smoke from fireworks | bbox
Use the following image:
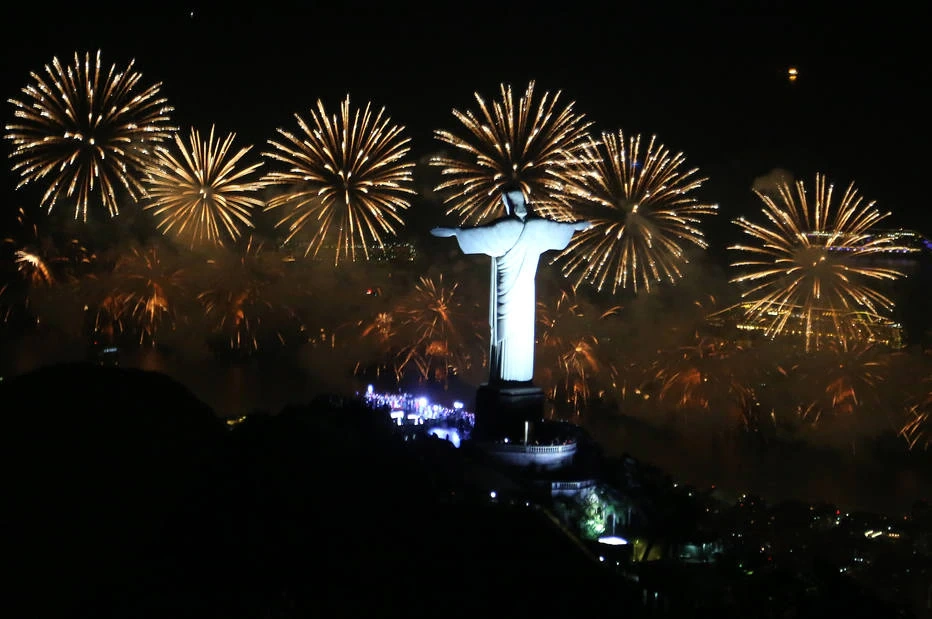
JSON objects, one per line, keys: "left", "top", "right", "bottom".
{"left": 431, "top": 81, "right": 592, "bottom": 225}
{"left": 5, "top": 50, "right": 176, "bottom": 221}
{"left": 144, "top": 126, "right": 266, "bottom": 247}
{"left": 552, "top": 131, "right": 718, "bottom": 295}
{"left": 729, "top": 173, "right": 905, "bottom": 351}
{"left": 263, "top": 95, "right": 415, "bottom": 265}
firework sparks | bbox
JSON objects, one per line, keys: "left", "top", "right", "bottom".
{"left": 144, "top": 126, "right": 266, "bottom": 247}
{"left": 900, "top": 408, "right": 930, "bottom": 451}
{"left": 536, "top": 289, "right": 620, "bottom": 416}
{"left": 196, "top": 237, "right": 296, "bottom": 353}
{"left": 14, "top": 250, "right": 53, "bottom": 287}
{"left": 5, "top": 50, "right": 176, "bottom": 221}
{"left": 654, "top": 334, "right": 757, "bottom": 428}
{"left": 395, "top": 274, "right": 481, "bottom": 386}
{"left": 729, "top": 173, "right": 905, "bottom": 351}
{"left": 794, "top": 340, "right": 890, "bottom": 425}
{"left": 263, "top": 95, "right": 415, "bottom": 264}
{"left": 361, "top": 311, "right": 396, "bottom": 345}
{"left": 431, "top": 80, "right": 592, "bottom": 225}
{"left": 899, "top": 365, "right": 931, "bottom": 451}
{"left": 198, "top": 288, "right": 270, "bottom": 353}
{"left": 0, "top": 208, "right": 76, "bottom": 325}
{"left": 355, "top": 311, "right": 400, "bottom": 384}
{"left": 552, "top": 131, "right": 717, "bottom": 294}
{"left": 101, "top": 245, "right": 185, "bottom": 346}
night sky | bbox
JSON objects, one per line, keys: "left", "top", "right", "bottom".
{"left": 1, "top": 3, "right": 929, "bottom": 240}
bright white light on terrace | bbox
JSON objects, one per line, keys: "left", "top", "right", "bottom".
{"left": 598, "top": 536, "right": 629, "bottom": 546}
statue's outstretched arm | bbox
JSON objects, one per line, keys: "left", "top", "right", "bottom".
{"left": 572, "top": 220, "right": 592, "bottom": 231}
{"left": 431, "top": 227, "right": 458, "bottom": 238}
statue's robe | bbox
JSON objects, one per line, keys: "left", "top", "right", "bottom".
{"left": 452, "top": 216, "right": 578, "bottom": 382}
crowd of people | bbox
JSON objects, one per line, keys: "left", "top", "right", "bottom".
{"left": 361, "top": 385, "right": 476, "bottom": 429}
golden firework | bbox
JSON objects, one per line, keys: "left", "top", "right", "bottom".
{"left": 102, "top": 245, "right": 185, "bottom": 346}
{"left": 263, "top": 95, "right": 415, "bottom": 265}
{"left": 361, "top": 311, "right": 396, "bottom": 345}
{"left": 729, "top": 173, "right": 905, "bottom": 351}
{"left": 900, "top": 363, "right": 932, "bottom": 451}
{"left": 900, "top": 408, "right": 930, "bottom": 451}
{"left": 5, "top": 50, "right": 176, "bottom": 221}
{"left": 395, "top": 274, "right": 481, "bottom": 386}
{"left": 13, "top": 250, "right": 53, "bottom": 288}
{"left": 196, "top": 237, "right": 296, "bottom": 353}
{"left": 537, "top": 289, "right": 619, "bottom": 416}
{"left": 144, "top": 126, "right": 266, "bottom": 247}
{"left": 654, "top": 334, "right": 757, "bottom": 429}
{"left": 431, "top": 80, "right": 592, "bottom": 225}
{"left": 553, "top": 131, "right": 717, "bottom": 294}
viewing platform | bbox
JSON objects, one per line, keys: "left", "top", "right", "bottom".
{"left": 478, "top": 439, "right": 577, "bottom": 470}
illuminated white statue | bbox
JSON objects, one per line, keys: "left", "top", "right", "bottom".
{"left": 432, "top": 189, "right": 590, "bottom": 383}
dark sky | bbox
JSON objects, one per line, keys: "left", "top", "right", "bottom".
{"left": 2, "top": 3, "right": 929, "bottom": 239}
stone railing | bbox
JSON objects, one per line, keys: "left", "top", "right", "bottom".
{"left": 551, "top": 480, "right": 595, "bottom": 491}
{"left": 480, "top": 441, "right": 577, "bottom": 471}
{"left": 486, "top": 442, "right": 576, "bottom": 454}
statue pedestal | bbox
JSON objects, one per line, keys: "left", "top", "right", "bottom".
{"left": 474, "top": 382, "right": 545, "bottom": 441}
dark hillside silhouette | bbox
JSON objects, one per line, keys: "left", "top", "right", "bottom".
{"left": 1, "top": 363, "right": 226, "bottom": 617}
{"left": 1, "top": 364, "right": 629, "bottom": 618}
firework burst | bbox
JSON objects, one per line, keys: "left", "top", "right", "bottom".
{"left": 0, "top": 208, "right": 80, "bottom": 326}
{"left": 361, "top": 312, "right": 396, "bottom": 346}
{"left": 395, "top": 274, "right": 482, "bottom": 386}
{"left": 13, "top": 250, "right": 53, "bottom": 288}
{"left": 144, "top": 126, "right": 266, "bottom": 247}
{"left": 354, "top": 311, "right": 400, "bottom": 384}
{"left": 794, "top": 340, "right": 891, "bottom": 426}
{"left": 552, "top": 131, "right": 717, "bottom": 294}
{"left": 900, "top": 407, "right": 930, "bottom": 451}
{"left": 196, "top": 237, "right": 297, "bottom": 353}
{"left": 99, "top": 244, "right": 186, "bottom": 346}
{"left": 263, "top": 95, "right": 415, "bottom": 264}
{"left": 653, "top": 333, "right": 758, "bottom": 429}
{"left": 729, "top": 173, "right": 905, "bottom": 351}
{"left": 899, "top": 358, "right": 932, "bottom": 451}
{"left": 5, "top": 50, "right": 176, "bottom": 221}
{"left": 536, "top": 289, "right": 621, "bottom": 416}
{"left": 431, "top": 80, "right": 592, "bottom": 225}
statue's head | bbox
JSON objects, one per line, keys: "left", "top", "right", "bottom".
{"left": 501, "top": 186, "right": 528, "bottom": 221}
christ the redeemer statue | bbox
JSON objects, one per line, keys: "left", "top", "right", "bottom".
{"left": 432, "top": 188, "right": 590, "bottom": 385}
